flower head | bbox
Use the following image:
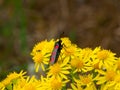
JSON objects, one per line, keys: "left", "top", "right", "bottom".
{"left": 47, "top": 58, "right": 71, "bottom": 80}
{"left": 94, "top": 69, "right": 116, "bottom": 85}
{"left": 33, "top": 52, "right": 49, "bottom": 72}
{"left": 0, "top": 70, "right": 26, "bottom": 90}
{"left": 71, "top": 74, "right": 96, "bottom": 90}
{"left": 39, "top": 76, "right": 69, "bottom": 90}
{"left": 13, "top": 76, "right": 41, "bottom": 90}
{"left": 70, "top": 56, "right": 93, "bottom": 73}
{"left": 91, "top": 47, "right": 117, "bottom": 70}
{"left": 31, "top": 39, "right": 55, "bottom": 72}
{"left": 96, "top": 49, "right": 116, "bottom": 69}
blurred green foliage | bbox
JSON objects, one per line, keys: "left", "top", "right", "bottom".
{"left": 0, "top": 0, "right": 28, "bottom": 80}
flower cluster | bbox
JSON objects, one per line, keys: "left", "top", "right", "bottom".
{"left": 0, "top": 37, "right": 120, "bottom": 90}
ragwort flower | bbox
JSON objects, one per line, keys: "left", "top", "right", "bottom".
{"left": 47, "top": 57, "right": 71, "bottom": 80}
{"left": 70, "top": 56, "right": 93, "bottom": 73}
{"left": 91, "top": 47, "right": 117, "bottom": 70}
{"left": 0, "top": 70, "right": 26, "bottom": 90}
{"left": 96, "top": 49, "right": 117, "bottom": 69}
{"left": 71, "top": 74, "right": 96, "bottom": 90}
{"left": 39, "top": 76, "right": 69, "bottom": 90}
{"left": 94, "top": 68, "right": 116, "bottom": 85}
{"left": 13, "top": 76, "right": 41, "bottom": 90}
{"left": 31, "top": 39, "right": 55, "bottom": 72}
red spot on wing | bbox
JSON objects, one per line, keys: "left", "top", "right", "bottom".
{"left": 51, "top": 57, "right": 55, "bottom": 62}
{"left": 52, "top": 52, "right": 56, "bottom": 55}
{"left": 55, "top": 45, "right": 59, "bottom": 48}
{"left": 50, "top": 44, "right": 59, "bottom": 64}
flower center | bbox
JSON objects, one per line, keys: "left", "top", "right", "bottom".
{"left": 81, "top": 76, "right": 91, "bottom": 84}
{"left": 51, "top": 79, "right": 62, "bottom": 89}
{"left": 76, "top": 60, "right": 84, "bottom": 69}
{"left": 71, "top": 58, "right": 84, "bottom": 69}
{"left": 93, "top": 62, "right": 100, "bottom": 69}
{"left": 33, "top": 53, "right": 43, "bottom": 63}
{"left": 106, "top": 70, "right": 116, "bottom": 81}
{"left": 97, "top": 50, "right": 109, "bottom": 60}
{"left": 51, "top": 64, "right": 61, "bottom": 75}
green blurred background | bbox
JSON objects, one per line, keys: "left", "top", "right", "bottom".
{"left": 0, "top": 0, "right": 120, "bottom": 80}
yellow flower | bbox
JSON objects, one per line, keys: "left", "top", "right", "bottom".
{"left": 71, "top": 57, "right": 84, "bottom": 68}
{"left": 70, "top": 56, "right": 93, "bottom": 73}
{"left": 7, "top": 70, "right": 26, "bottom": 80}
{"left": 72, "top": 74, "right": 96, "bottom": 90}
{"left": 31, "top": 39, "right": 54, "bottom": 56}
{"left": 62, "top": 44, "right": 80, "bottom": 58}
{"left": 39, "top": 76, "right": 69, "bottom": 90}
{"left": 31, "top": 40, "right": 47, "bottom": 56}
{"left": 61, "top": 37, "right": 72, "bottom": 47}
{"left": 94, "top": 69, "right": 120, "bottom": 90}
{"left": 95, "top": 69, "right": 116, "bottom": 85}
{"left": 100, "top": 73, "right": 120, "bottom": 90}
{"left": 0, "top": 70, "right": 26, "bottom": 89}
{"left": 99, "top": 71, "right": 120, "bottom": 90}
{"left": 100, "top": 82, "right": 116, "bottom": 90}
{"left": 90, "top": 47, "right": 117, "bottom": 71}
{"left": 80, "top": 48, "right": 93, "bottom": 60}
{"left": 33, "top": 52, "right": 49, "bottom": 72}
{"left": 96, "top": 49, "right": 116, "bottom": 69}
{"left": 104, "top": 70, "right": 116, "bottom": 81}
{"left": 61, "top": 37, "right": 81, "bottom": 59}
{"left": 31, "top": 39, "right": 55, "bottom": 72}
{"left": 50, "top": 78, "right": 62, "bottom": 90}
{"left": 80, "top": 75, "right": 93, "bottom": 85}
{"left": 13, "top": 76, "right": 41, "bottom": 90}
{"left": 47, "top": 57, "right": 71, "bottom": 80}
{"left": 78, "top": 74, "right": 94, "bottom": 86}
{"left": 70, "top": 48, "right": 95, "bottom": 73}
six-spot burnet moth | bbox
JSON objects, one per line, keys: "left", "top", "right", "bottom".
{"left": 49, "top": 39, "right": 63, "bottom": 65}
{"left": 49, "top": 32, "right": 65, "bottom": 65}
